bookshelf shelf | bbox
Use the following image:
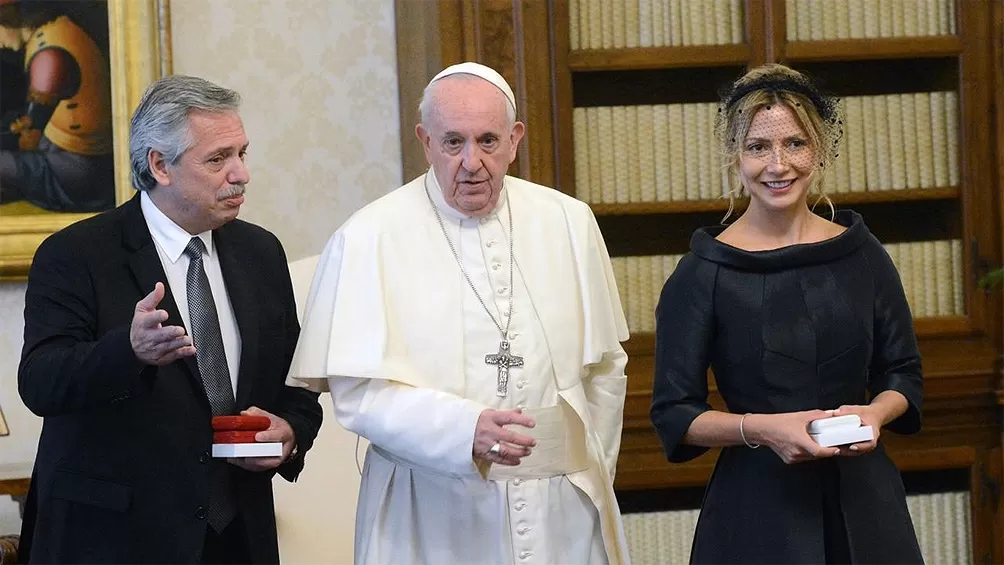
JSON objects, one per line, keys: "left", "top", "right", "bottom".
{"left": 591, "top": 199, "right": 731, "bottom": 216}
{"left": 589, "top": 187, "right": 960, "bottom": 216}
{"left": 913, "top": 315, "right": 972, "bottom": 337}
{"left": 785, "top": 36, "right": 963, "bottom": 63}
{"left": 624, "top": 316, "right": 972, "bottom": 356}
{"left": 830, "top": 187, "right": 960, "bottom": 205}
{"left": 568, "top": 44, "right": 750, "bottom": 71}
{"left": 613, "top": 446, "right": 980, "bottom": 493}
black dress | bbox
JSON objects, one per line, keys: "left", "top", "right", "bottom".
{"left": 650, "top": 211, "right": 924, "bottom": 564}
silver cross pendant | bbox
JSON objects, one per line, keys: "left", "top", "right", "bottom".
{"left": 485, "top": 339, "right": 524, "bottom": 397}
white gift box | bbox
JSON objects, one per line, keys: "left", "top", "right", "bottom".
{"left": 212, "top": 442, "right": 283, "bottom": 458}
{"left": 808, "top": 414, "right": 875, "bottom": 447}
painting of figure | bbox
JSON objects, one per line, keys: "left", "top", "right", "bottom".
{"left": 0, "top": 0, "right": 113, "bottom": 214}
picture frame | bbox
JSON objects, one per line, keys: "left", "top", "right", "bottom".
{"left": 0, "top": 0, "right": 172, "bottom": 280}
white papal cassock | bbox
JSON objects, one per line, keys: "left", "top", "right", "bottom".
{"left": 287, "top": 171, "right": 631, "bottom": 565}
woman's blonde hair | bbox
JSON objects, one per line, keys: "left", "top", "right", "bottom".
{"left": 715, "top": 64, "right": 843, "bottom": 221}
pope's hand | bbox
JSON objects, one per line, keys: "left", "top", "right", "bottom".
{"left": 131, "top": 282, "right": 196, "bottom": 366}
{"left": 473, "top": 408, "right": 536, "bottom": 466}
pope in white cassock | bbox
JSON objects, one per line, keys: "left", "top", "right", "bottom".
{"left": 286, "top": 62, "right": 631, "bottom": 565}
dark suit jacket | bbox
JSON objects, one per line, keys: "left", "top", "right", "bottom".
{"left": 17, "top": 194, "right": 323, "bottom": 564}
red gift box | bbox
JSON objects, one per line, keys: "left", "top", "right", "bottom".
{"left": 213, "top": 431, "right": 261, "bottom": 444}
{"left": 211, "top": 415, "right": 270, "bottom": 431}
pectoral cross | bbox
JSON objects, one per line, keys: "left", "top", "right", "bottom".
{"left": 485, "top": 339, "right": 524, "bottom": 397}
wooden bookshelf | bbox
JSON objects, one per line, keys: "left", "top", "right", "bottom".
{"left": 395, "top": 0, "right": 1003, "bottom": 561}
{"left": 785, "top": 36, "right": 963, "bottom": 62}
{"left": 569, "top": 44, "right": 750, "bottom": 71}
{"left": 590, "top": 187, "right": 961, "bottom": 216}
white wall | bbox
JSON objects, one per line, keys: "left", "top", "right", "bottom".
{"left": 168, "top": 2, "right": 401, "bottom": 560}
{"left": 169, "top": 0, "right": 402, "bottom": 261}
{"left": 0, "top": 279, "right": 33, "bottom": 459}
{"left": 0, "top": 1, "right": 402, "bottom": 559}
{"left": 0, "top": 285, "right": 37, "bottom": 539}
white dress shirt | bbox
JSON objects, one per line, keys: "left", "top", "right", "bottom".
{"left": 140, "top": 191, "right": 242, "bottom": 395}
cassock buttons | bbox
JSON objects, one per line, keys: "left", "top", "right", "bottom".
{"left": 519, "top": 550, "right": 533, "bottom": 560}
{"left": 195, "top": 506, "right": 206, "bottom": 520}
{"left": 492, "top": 263, "right": 501, "bottom": 271}
{"left": 199, "top": 451, "right": 209, "bottom": 464}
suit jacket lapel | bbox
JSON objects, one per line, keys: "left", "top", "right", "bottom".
{"left": 121, "top": 194, "right": 205, "bottom": 397}
{"left": 214, "top": 225, "right": 258, "bottom": 409}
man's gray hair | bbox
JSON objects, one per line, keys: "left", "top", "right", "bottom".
{"left": 129, "top": 75, "right": 241, "bottom": 191}
{"left": 418, "top": 75, "right": 516, "bottom": 128}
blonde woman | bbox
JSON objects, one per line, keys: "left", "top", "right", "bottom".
{"left": 650, "top": 64, "right": 924, "bottom": 564}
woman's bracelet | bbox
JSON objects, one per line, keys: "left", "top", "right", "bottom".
{"left": 740, "top": 413, "right": 760, "bottom": 449}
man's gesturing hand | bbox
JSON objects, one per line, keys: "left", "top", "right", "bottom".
{"left": 473, "top": 408, "right": 537, "bottom": 466}
{"left": 131, "top": 282, "right": 196, "bottom": 365}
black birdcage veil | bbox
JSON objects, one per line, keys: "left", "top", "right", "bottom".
{"left": 714, "top": 67, "right": 845, "bottom": 210}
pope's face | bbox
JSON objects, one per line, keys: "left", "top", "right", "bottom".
{"left": 416, "top": 76, "right": 525, "bottom": 217}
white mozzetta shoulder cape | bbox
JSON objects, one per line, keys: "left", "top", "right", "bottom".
{"left": 287, "top": 173, "right": 628, "bottom": 394}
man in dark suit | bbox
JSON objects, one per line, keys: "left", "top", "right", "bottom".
{"left": 17, "top": 74, "right": 323, "bottom": 564}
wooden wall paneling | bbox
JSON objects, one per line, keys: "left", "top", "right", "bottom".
{"left": 396, "top": 0, "right": 518, "bottom": 182}
{"left": 394, "top": 0, "right": 437, "bottom": 182}
{"left": 517, "top": 0, "right": 558, "bottom": 188}
{"left": 971, "top": 448, "right": 1003, "bottom": 564}
{"left": 760, "top": 0, "right": 781, "bottom": 65}
{"left": 985, "top": 446, "right": 1003, "bottom": 565}
{"left": 553, "top": 0, "right": 575, "bottom": 195}
{"left": 467, "top": 0, "right": 527, "bottom": 181}
{"left": 397, "top": 0, "right": 556, "bottom": 185}
{"left": 394, "top": 0, "right": 463, "bottom": 182}
{"left": 957, "top": 18, "right": 1004, "bottom": 556}
{"left": 468, "top": 0, "right": 559, "bottom": 186}
{"left": 997, "top": 0, "right": 1004, "bottom": 280}
{"left": 958, "top": 0, "right": 1001, "bottom": 341}
{"left": 994, "top": 1, "right": 1004, "bottom": 560}
{"left": 456, "top": 0, "right": 478, "bottom": 59}
{"left": 467, "top": 1, "right": 518, "bottom": 109}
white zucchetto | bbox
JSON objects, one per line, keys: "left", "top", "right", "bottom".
{"left": 428, "top": 62, "right": 517, "bottom": 115}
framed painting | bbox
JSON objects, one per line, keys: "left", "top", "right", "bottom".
{"left": 0, "top": 0, "right": 171, "bottom": 280}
